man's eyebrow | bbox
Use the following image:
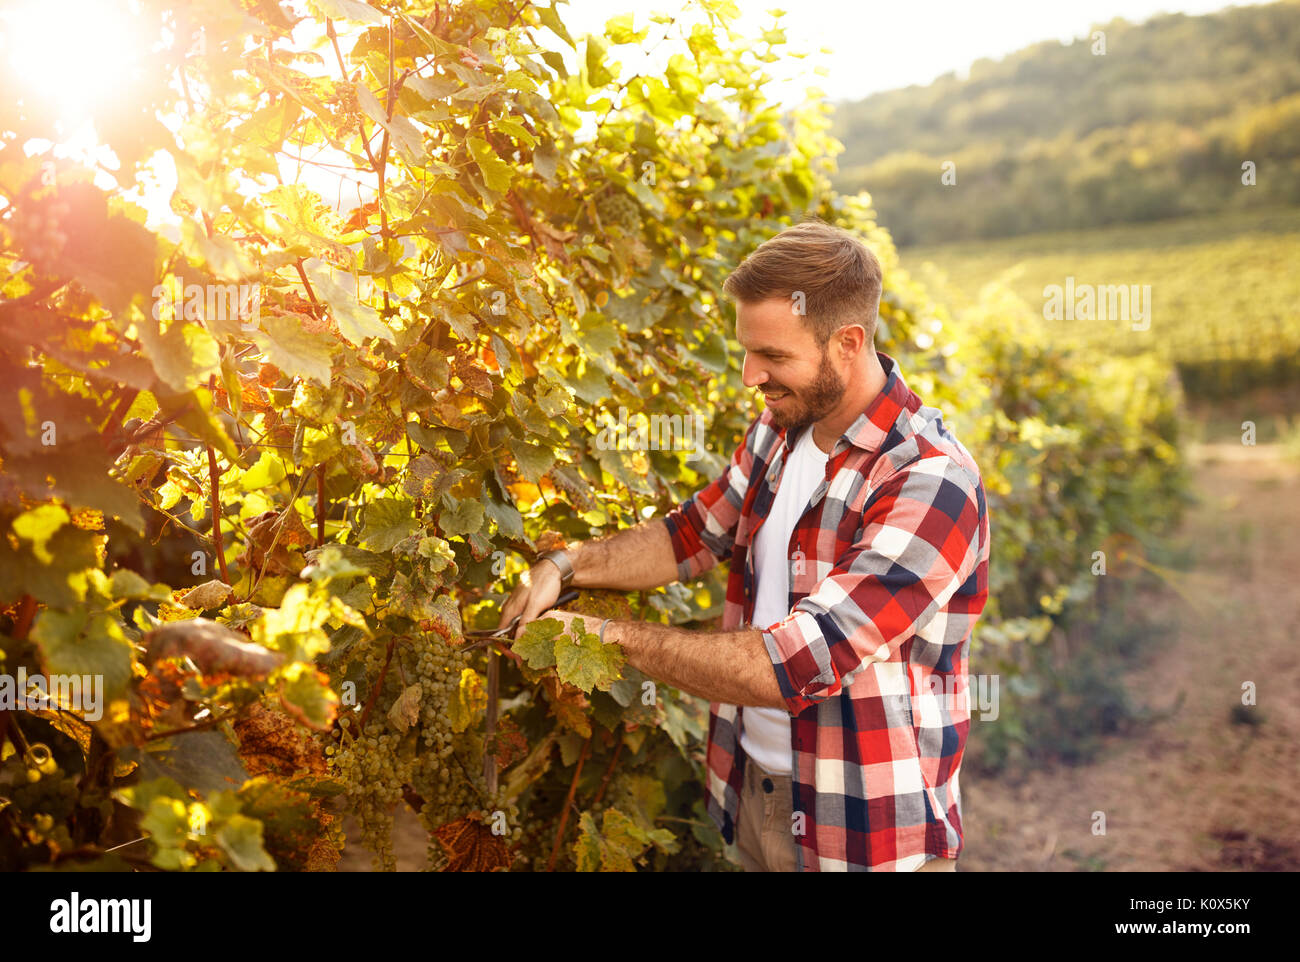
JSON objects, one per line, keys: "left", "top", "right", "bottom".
{"left": 735, "top": 332, "right": 789, "bottom": 356}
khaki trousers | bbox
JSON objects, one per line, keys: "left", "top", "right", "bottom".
{"left": 735, "top": 759, "right": 958, "bottom": 872}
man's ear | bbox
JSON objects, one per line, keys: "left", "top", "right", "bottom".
{"left": 833, "top": 323, "right": 869, "bottom": 358}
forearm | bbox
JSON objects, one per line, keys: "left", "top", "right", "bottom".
{"left": 605, "top": 621, "right": 786, "bottom": 710}
{"left": 567, "top": 519, "right": 679, "bottom": 592}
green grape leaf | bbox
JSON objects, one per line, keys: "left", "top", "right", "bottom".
{"left": 308, "top": 0, "right": 384, "bottom": 24}
{"left": 215, "top": 814, "right": 277, "bottom": 872}
{"left": 512, "top": 617, "right": 561, "bottom": 670}
{"left": 353, "top": 82, "right": 423, "bottom": 163}
{"left": 417, "top": 535, "right": 458, "bottom": 573}
{"left": 388, "top": 570, "right": 438, "bottom": 621}
{"left": 418, "top": 594, "right": 462, "bottom": 642}
{"left": 0, "top": 523, "right": 101, "bottom": 607}
{"left": 585, "top": 35, "right": 614, "bottom": 88}
{"left": 110, "top": 569, "right": 172, "bottom": 602}
{"left": 240, "top": 451, "right": 289, "bottom": 492}
{"left": 483, "top": 495, "right": 523, "bottom": 540}
{"left": 554, "top": 617, "right": 625, "bottom": 693}
{"left": 360, "top": 497, "right": 417, "bottom": 552}
{"left": 572, "top": 808, "right": 643, "bottom": 872}
{"left": 508, "top": 438, "right": 556, "bottom": 483}
{"left": 118, "top": 730, "right": 250, "bottom": 796}
{"left": 139, "top": 320, "right": 220, "bottom": 393}
{"left": 536, "top": 2, "right": 575, "bottom": 47}
{"left": 279, "top": 669, "right": 339, "bottom": 731}
{"left": 303, "top": 261, "right": 394, "bottom": 345}
{"left": 605, "top": 14, "right": 648, "bottom": 45}
{"left": 4, "top": 454, "right": 143, "bottom": 533}
{"left": 439, "top": 497, "right": 485, "bottom": 538}
{"left": 30, "top": 608, "right": 134, "bottom": 701}
{"left": 55, "top": 183, "right": 158, "bottom": 316}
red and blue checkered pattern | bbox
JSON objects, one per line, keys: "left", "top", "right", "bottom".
{"left": 664, "top": 352, "right": 991, "bottom": 871}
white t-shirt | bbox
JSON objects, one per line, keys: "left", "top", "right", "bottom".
{"left": 739, "top": 427, "right": 830, "bottom": 776}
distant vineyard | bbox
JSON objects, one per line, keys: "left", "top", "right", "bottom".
{"left": 903, "top": 208, "right": 1300, "bottom": 399}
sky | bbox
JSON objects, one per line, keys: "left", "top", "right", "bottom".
{"left": 560, "top": 0, "right": 1247, "bottom": 105}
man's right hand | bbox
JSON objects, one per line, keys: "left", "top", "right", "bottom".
{"left": 497, "top": 558, "right": 564, "bottom": 639}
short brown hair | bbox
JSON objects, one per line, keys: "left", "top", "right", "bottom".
{"left": 722, "top": 218, "right": 883, "bottom": 345}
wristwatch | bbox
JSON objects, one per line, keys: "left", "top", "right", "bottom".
{"left": 538, "top": 548, "right": 574, "bottom": 588}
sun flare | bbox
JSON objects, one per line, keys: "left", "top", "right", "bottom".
{"left": 0, "top": 0, "right": 152, "bottom": 132}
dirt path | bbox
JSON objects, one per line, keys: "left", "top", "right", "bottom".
{"left": 959, "top": 444, "right": 1300, "bottom": 871}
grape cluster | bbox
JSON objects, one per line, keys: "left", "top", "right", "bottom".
{"left": 326, "top": 631, "right": 527, "bottom": 870}
{"left": 596, "top": 191, "right": 642, "bottom": 232}
{"left": 326, "top": 716, "right": 403, "bottom": 870}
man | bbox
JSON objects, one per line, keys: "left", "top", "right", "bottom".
{"left": 499, "top": 218, "right": 991, "bottom": 871}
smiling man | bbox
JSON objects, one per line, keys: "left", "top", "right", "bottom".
{"left": 499, "top": 218, "right": 991, "bottom": 871}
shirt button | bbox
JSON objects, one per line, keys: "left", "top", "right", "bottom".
{"left": 762, "top": 778, "right": 774, "bottom": 793}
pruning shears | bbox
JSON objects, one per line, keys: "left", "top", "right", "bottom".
{"left": 459, "top": 588, "right": 579, "bottom": 651}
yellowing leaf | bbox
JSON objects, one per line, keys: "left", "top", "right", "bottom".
{"left": 303, "top": 260, "right": 394, "bottom": 346}
{"left": 257, "top": 314, "right": 333, "bottom": 387}
{"left": 12, "top": 504, "right": 69, "bottom": 563}
{"left": 180, "top": 579, "right": 233, "bottom": 611}
{"left": 447, "top": 668, "right": 486, "bottom": 733}
{"left": 467, "top": 136, "right": 513, "bottom": 194}
{"left": 387, "top": 683, "right": 422, "bottom": 733}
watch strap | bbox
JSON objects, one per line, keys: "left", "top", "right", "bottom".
{"left": 539, "top": 548, "right": 574, "bottom": 587}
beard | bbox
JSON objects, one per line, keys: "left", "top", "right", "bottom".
{"left": 763, "top": 350, "right": 847, "bottom": 434}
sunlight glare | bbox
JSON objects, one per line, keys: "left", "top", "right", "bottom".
{"left": 1, "top": 0, "right": 150, "bottom": 133}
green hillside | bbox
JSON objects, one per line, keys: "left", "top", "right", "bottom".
{"left": 902, "top": 207, "right": 1300, "bottom": 399}
{"left": 832, "top": 1, "right": 1300, "bottom": 245}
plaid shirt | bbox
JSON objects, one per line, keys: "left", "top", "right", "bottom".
{"left": 663, "top": 352, "right": 990, "bottom": 871}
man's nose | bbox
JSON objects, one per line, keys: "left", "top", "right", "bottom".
{"left": 741, "top": 353, "right": 767, "bottom": 388}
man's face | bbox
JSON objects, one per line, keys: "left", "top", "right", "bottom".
{"left": 735, "top": 297, "right": 847, "bottom": 433}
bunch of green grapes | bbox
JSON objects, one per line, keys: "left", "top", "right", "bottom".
{"left": 408, "top": 636, "right": 527, "bottom": 865}
{"left": 327, "top": 717, "right": 411, "bottom": 871}
{"left": 326, "top": 638, "right": 418, "bottom": 871}
{"left": 329, "top": 628, "right": 536, "bottom": 870}
{"left": 596, "top": 191, "right": 642, "bottom": 233}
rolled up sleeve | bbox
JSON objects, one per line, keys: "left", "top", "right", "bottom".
{"left": 762, "top": 456, "right": 983, "bottom": 716}
{"left": 661, "top": 417, "right": 762, "bottom": 582}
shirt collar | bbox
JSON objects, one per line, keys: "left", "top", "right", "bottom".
{"left": 841, "top": 351, "right": 913, "bottom": 454}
